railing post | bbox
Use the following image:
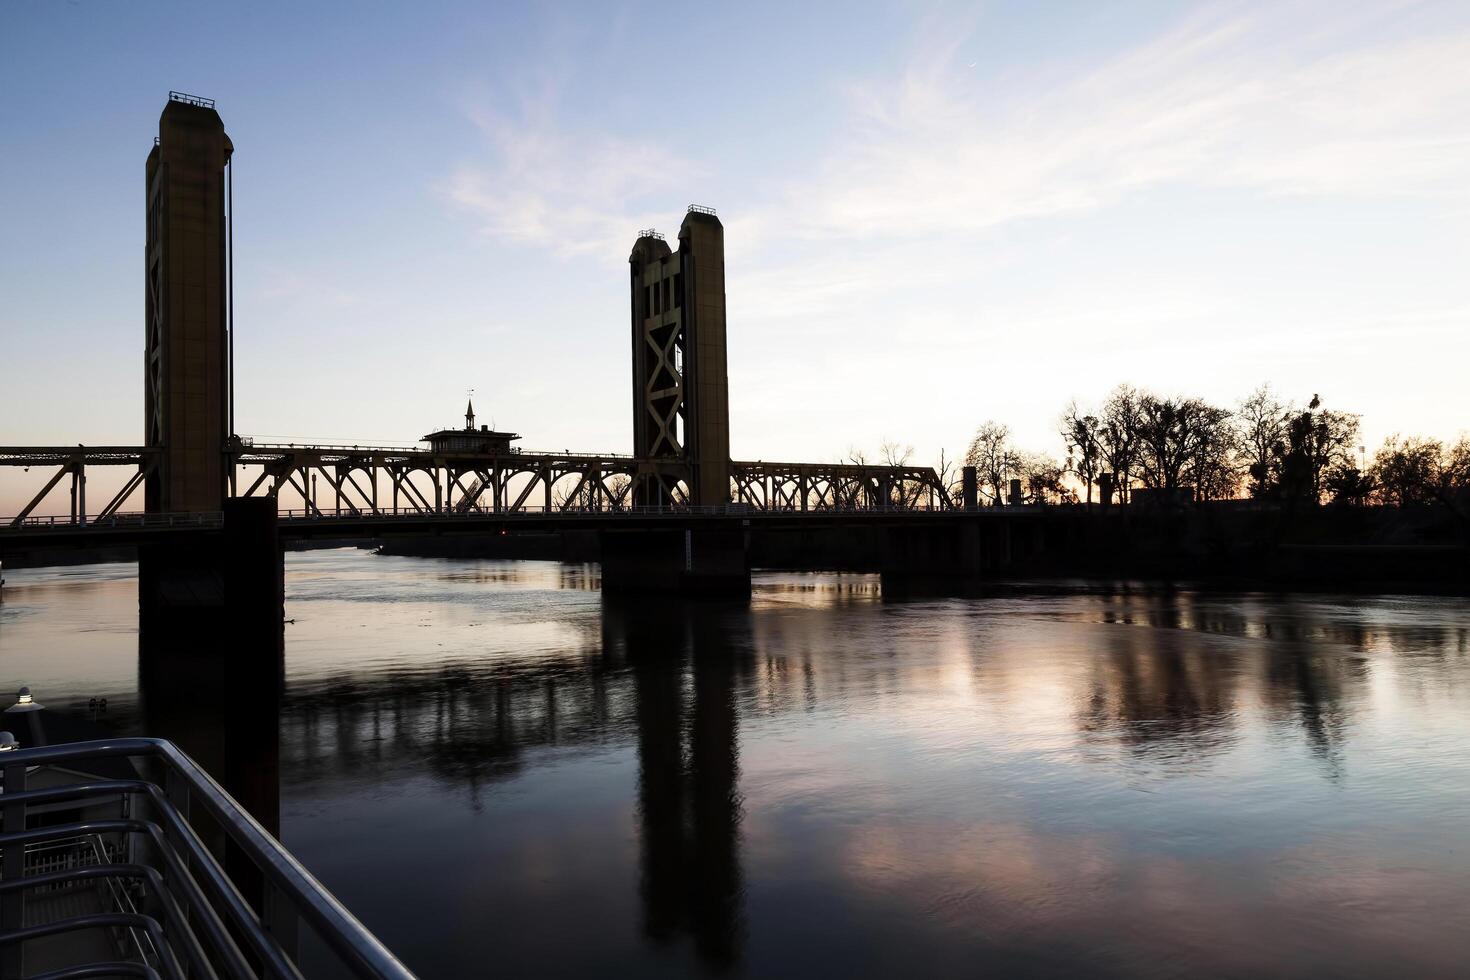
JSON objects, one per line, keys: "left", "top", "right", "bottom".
{"left": 2, "top": 760, "right": 27, "bottom": 978}
{"left": 162, "top": 762, "right": 193, "bottom": 916}
{"left": 262, "top": 882, "right": 301, "bottom": 966}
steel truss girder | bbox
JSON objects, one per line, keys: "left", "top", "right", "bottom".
{"left": 729, "top": 461, "right": 952, "bottom": 512}
{"left": 4, "top": 444, "right": 949, "bottom": 523}
{"left": 229, "top": 449, "right": 649, "bottom": 516}
{"left": 96, "top": 457, "right": 158, "bottom": 520}
{"left": 230, "top": 450, "right": 947, "bottom": 515}
{"left": 3, "top": 448, "right": 163, "bottom": 525}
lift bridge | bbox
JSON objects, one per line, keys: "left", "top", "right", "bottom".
{"left": 1, "top": 94, "right": 957, "bottom": 539}
{"left": 0, "top": 443, "right": 952, "bottom": 528}
{"left": 1, "top": 93, "right": 1033, "bottom": 607}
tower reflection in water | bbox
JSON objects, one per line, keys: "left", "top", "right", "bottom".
{"left": 607, "top": 600, "right": 749, "bottom": 968}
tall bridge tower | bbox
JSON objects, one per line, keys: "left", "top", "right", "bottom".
{"left": 629, "top": 207, "right": 730, "bottom": 506}
{"left": 144, "top": 93, "right": 233, "bottom": 513}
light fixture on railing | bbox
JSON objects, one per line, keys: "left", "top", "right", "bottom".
{"left": 0, "top": 731, "right": 17, "bottom": 751}
{"left": 7, "top": 686, "right": 43, "bottom": 713}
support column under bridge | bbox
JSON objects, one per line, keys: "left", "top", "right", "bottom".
{"left": 877, "top": 516, "right": 1045, "bottom": 598}
{"left": 600, "top": 527, "right": 751, "bottom": 598}
{"left": 138, "top": 498, "right": 283, "bottom": 834}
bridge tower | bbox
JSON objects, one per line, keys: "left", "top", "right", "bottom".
{"left": 144, "top": 93, "right": 233, "bottom": 513}
{"left": 629, "top": 207, "right": 730, "bottom": 506}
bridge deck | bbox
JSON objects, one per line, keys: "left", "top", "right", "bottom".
{"left": 0, "top": 506, "right": 1036, "bottom": 551}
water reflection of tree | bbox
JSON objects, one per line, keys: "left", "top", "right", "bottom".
{"left": 1076, "top": 619, "right": 1241, "bottom": 763}
{"left": 1250, "top": 598, "right": 1363, "bottom": 778}
{"left": 1261, "top": 647, "right": 1353, "bottom": 777}
{"left": 1074, "top": 592, "right": 1388, "bottom": 778}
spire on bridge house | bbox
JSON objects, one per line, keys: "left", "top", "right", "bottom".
{"left": 423, "top": 395, "right": 519, "bottom": 456}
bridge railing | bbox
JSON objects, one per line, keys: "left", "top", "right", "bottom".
{"left": 3, "top": 511, "right": 224, "bottom": 531}
{"left": 274, "top": 503, "right": 965, "bottom": 520}
{"left": 1, "top": 504, "right": 1039, "bottom": 532}
{"left": 236, "top": 439, "right": 642, "bottom": 461}
{"left": 0, "top": 737, "right": 415, "bottom": 979}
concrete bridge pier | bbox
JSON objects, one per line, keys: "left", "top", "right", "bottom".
{"left": 138, "top": 498, "right": 284, "bottom": 836}
{"left": 600, "top": 527, "right": 751, "bottom": 598}
{"left": 878, "top": 517, "right": 1041, "bottom": 598}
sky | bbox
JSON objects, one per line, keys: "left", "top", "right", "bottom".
{"left": 2, "top": 0, "right": 1469, "bottom": 512}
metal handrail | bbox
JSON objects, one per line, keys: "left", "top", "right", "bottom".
{"left": 0, "top": 504, "right": 997, "bottom": 530}
{"left": 0, "top": 738, "right": 416, "bottom": 980}
{"left": 236, "top": 438, "right": 425, "bottom": 453}
{"left": 273, "top": 503, "right": 964, "bottom": 520}
{"left": 85, "top": 833, "right": 159, "bottom": 968}
{"left": 168, "top": 91, "right": 214, "bottom": 109}
{"left": 2, "top": 817, "right": 256, "bottom": 978}
{"left": 2, "top": 512, "right": 222, "bottom": 530}
{"left": 237, "top": 440, "right": 640, "bottom": 460}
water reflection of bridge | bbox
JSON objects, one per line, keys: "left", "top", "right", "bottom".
{"left": 276, "top": 600, "right": 753, "bottom": 968}
{"left": 274, "top": 587, "right": 1452, "bottom": 799}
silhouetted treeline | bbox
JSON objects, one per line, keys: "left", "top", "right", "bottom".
{"left": 957, "top": 384, "right": 1470, "bottom": 510}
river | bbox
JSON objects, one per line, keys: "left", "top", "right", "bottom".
{"left": 2, "top": 549, "right": 1468, "bottom": 978}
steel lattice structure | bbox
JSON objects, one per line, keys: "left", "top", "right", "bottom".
{"left": 2, "top": 445, "right": 955, "bottom": 524}
{"left": 2, "top": 115, "right": 963, "bottom": 530}
{"left": 231, "top": 444, "right": 641, "bottom": 516}
{"left": 729, "top": 461, "right": 952, "bottom": 512}
{"left": 0, "top": 447, "right": 159, "bottom": 525}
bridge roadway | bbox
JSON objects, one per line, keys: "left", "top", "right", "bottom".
{"left": 0, "top": 504, "right": 1036, "bottom": 553}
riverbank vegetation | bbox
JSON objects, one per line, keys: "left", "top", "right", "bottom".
{"left": 948, "top": 384, "right": 1469, "bottom": 509}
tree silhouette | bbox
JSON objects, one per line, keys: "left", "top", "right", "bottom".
{"left": 1017, "top": 452, "right": 1075, "bottom": 504}
{"left": 1099, "top": 385, "right": 1143, "bottom": 503}
{"left": 1367, "top": 435, "right": 1470, "bottom": 508}
{"left": 1133, "top": 395, "right": 1236, "bottom": 499}
{"left": 1274, "top": 398, "right": 1359, "bottom": 504}
{"left": 1238, "top": 384, "right": 1290, "bottom": 498}
{"left": 1060, "top": 400, "right": 1103, "bottom": 506}
{"left": 964, "top": 421, "right": 1019, "bottom": 506}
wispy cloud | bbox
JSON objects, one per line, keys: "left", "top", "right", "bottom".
{"left": 444, "top": 93, "right": 702, "bottom": 258}
{"left": 442, "top": 2, "right": 1470, "bottom": 323}
{"left": 787, "top": 3, "right": 1470, "bottom": 241}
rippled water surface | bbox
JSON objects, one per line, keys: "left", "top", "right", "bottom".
{"left": 3, "top": 550, "right": 1469, "bottom": 978}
